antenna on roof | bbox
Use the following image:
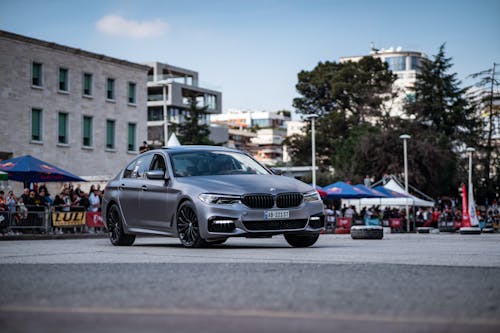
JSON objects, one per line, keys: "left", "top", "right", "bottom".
{"left": 370, "top": 42, "right": 379, "bottom": 53}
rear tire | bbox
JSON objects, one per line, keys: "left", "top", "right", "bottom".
{"left": 107, "top": 204, "right": 135, "bottom": 246}
{"left": 284, "top": 233, "right": 320, "bottom": 247}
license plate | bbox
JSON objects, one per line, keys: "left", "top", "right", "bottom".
{"left": 264, "top": 210, "right": 290, "bottom": 219}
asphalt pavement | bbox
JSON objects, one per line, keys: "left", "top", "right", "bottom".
{"left": 1, "top": 233, "right": 499, "bottom": 333}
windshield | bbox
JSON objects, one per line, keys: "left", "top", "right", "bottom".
{"left": 170, "top": 150, "right": 271, "bottom": 177}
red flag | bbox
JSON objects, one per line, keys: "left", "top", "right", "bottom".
{"left": 461, "top": 184, "right": 471, "bottom": 227}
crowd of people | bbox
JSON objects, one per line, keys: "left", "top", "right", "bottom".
{"left": 0, "top": 183, "right": 103, "bottom": 234}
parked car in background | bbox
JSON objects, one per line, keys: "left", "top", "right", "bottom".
{"left": 102, "top": 146, "right": 324, "bottom": 248}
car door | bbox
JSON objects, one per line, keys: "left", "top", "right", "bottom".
{"left": 118, "top": 153, "right": 154, "bottom": 228}
{"left": 138, "top": 153, "right": 175, "bottom": 232}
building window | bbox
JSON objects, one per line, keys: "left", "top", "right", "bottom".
{"left": 148, "top": 107, "right": 163, "bottom": 121}
{"left": 83, "top": 73, "right": 93, "bottom": 96}
{"left": 32, "top": 62, "right": 43, "bottom": 87}
{"left": 128, "top": 82, "right": 136, "bottom": 104}
{"left": 385, "top": 56, "right": 406, "bottom": 72}
{"left": 106, "top": 119, "right": 115, "bottom": 149}
{"left": 410, "top": 56, "right": 420, "bottom": 71}
{"left": 82, "top": 116, "right": 93, "bottom": 147}
{"left": 206, "top": 94, "right": 217, "bottom": 110}
{"left": 107, "top": 78, "right": 115, "bottom": 100}
{"left": 31, "top": 108, "right": 42, "bottom": 141}
{"left": 59, "top": 68, "right": 69, "bottom": 92}
{"left": 58, "top": 112, "right": 69, "bottom": 144}
{"left": 128, "top": 123, "right": 136, "bottom": 151}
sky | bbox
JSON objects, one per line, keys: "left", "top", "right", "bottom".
{"left": 1, "top": 0, "right": 499, "bottom": 113}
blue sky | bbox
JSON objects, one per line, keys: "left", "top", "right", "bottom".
{"left": 1, "top": 0, "right": 499, "bottom": 112}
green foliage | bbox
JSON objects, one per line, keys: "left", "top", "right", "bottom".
{"left": 287, "top": 45, "right": 475, "bottom": 197}
{"left": 468, "top": 64, "right": 500, "bottom": 202}
{"left": 170, "top": 98, "right": 214, "bottom": 145}
{"left": 405, "top": 44, "right": 479, "bottom": 145}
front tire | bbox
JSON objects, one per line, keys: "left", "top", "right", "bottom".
{"left": 176, "top": 201, "right": 207, "bottom": 248}
{"left": 107, "top": 204, "right": 135, "bottom": 246}
{"left": 284, "top": 233, "right": 320, "bottom": 247}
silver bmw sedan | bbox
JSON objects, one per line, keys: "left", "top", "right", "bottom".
{"left": 102, "top": 146, "right": 325, "bottom": 248}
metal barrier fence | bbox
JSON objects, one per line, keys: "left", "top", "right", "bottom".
{"left": 0, "top": 205, "right": 50, "bottom": 233}
{"left": 0, "top": 205, "right": 105, "bottom": 234}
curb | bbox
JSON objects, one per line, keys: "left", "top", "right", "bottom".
{"left": 0, "top": 233, "right": 108, "bottom": 241}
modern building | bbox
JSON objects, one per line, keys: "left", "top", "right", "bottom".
{"left": 0, "top": 30, "right": 149, "bottom": 178}
{"left": 144, "top": 62, "right": 223, "bottom": 145}
{"left": 211, "top": 109, "right": 290, "bottom": 165}
{"left": 340, "top": 46, "right": 428, "bottom": 117}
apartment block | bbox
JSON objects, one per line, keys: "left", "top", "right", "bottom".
{"left": 0, "top": 30, "right": 149, "bottom": 178}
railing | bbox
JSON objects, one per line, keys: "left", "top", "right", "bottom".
{"left": 0, "top": 205, "right": 105, "bottom": 234}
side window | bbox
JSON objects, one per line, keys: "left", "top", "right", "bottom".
{"left": 123, "top": 154, "right": 154, "bottom": 179}
{"left": 123, "top": 159, "right": 137, "bottom": 179}
{"left": 150, "top": 154, "right": 167, "bottom": 173}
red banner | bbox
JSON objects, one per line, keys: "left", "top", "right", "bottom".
{"left": 461, "top": 183, "right": 471, "bottom": 227}
{"left": 86, "top": 211, "right": 104, "bottom": 228}
{"left": 336, "top": 217, "right": 351, "bottom": 229}
{"left": 389, "top": 218, "right": 402, "bottom": 229}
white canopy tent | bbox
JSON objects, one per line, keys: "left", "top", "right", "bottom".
{"left": 166, "top": 133, "right": 181, "bottom": 147}
{"left": 343, "top": 179, "right": 435, "bottom": 208}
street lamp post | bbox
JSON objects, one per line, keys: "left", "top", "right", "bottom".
{"left": 400, "top": 134, "right": 411, "bottom": 232}
{"left": 304, "top": 114, "right": 319, "bottom": 189}
{"left": 466, "top": 147, "right": 475, "bottom": 199}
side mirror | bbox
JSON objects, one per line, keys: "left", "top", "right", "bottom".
{"left": 145, "top": 170, "right": 166, "bottom": 180}
{"left": 271, "top": 168, "right": 282, "bottom": 176}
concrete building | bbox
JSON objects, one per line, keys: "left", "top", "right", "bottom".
{"left": 211, "top": 109, "right": 290, "bottom": 165}
{"left": 340, "top": 46, "right": 428, "bottom": 117}
{"left": 0, "top": 30, "right": 149, "bottom": 178}
{"left": 144, "top": 62, "right": 223, "bottom": 145}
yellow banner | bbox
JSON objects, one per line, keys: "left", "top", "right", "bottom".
{"left": 52, "top": 211, "right": 86, "bottom": 227}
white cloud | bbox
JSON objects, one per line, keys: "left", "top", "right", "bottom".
{"left": 96, "top": 15, "right": 168, "bottom": 39}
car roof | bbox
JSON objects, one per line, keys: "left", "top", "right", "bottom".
{"left": 155, "top": 145, "right": 242, "bottom": 154}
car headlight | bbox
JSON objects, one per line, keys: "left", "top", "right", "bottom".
{"left": 303, "top": 190, "right": 321, "bottom": 202}
{"left": 199, "top": 193, "right": 242, "bottom": 205}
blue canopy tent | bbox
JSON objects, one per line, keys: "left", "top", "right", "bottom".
{"left": 353, "top": 184, "right": 388, "bottom": 198}
{"left": 323, "top": 181, "right": 378, "bottom": 199}
{"left": 0, "top": 155, "right": 86, "bottom": 186}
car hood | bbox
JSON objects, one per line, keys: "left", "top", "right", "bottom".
{"left": 174, "top": 174, "right": 313, "bottom": 195}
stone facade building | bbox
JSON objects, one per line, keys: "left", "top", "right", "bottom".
{"left": 0, "top": 30, "right": 149, "bottom": 178}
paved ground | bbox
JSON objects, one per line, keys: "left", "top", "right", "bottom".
{"left": 1, "top": 233, "right": 499, "bottom": 333}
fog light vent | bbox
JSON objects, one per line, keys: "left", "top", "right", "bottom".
{"left": 208, "top": 218, "right": 236, "bottom": 233}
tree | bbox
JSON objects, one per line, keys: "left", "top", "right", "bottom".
{"left": 287, "top": 57, "right": 396, "bottom": 170}
{"left": 170, "top": 97, "right": 214, "bottom": 145}
{"left": 405, "top": 44, "right": 479, "bottom": 145}
{"left": 469, "top": 63, "right": 500, "bottom": 203}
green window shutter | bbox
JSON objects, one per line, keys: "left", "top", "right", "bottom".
{"left": 128, "top": 83, "right": 136, "bottom": 103}
{"left": 84, "top": 73, "right": 92, "bottom": 95}
{"left": 31, "top": 109, "right": 41, "bottom": 141}
{"left": 128, "top": 123, "right": 136, "bottom": 151}
{"left": 83, "top": 116, "right": 92, "bottom": 146}
{"left": 107, "top": 78, "right": 114, "bottom": 99}
{"left": 32, "top": 63, "right": 42, "bottom": 86}
{"left": 59, "top": 69, "right": 67, "bottom": 91}
{"left": 106, "top": 120, "right": 115, "bottom": 149}
{"left": 58, "top": 113, "right": 67, "bottom": 143}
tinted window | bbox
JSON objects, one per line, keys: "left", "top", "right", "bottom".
{"left": 170, "top": 150, "right": 270, "bottom": 177}
{"left": 123, "top": 154, "right": 154, "bottom": 179}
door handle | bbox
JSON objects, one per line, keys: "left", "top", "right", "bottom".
{"left": 119, "top": 184, "right": 126, "bottom": 191}
{"left": 141, "top": 185, "right": 148, "bottom": 191}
